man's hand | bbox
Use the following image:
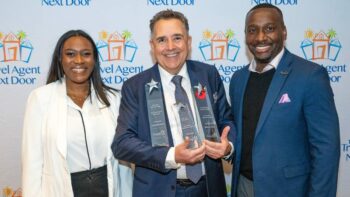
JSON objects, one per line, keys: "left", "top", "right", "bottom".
{"left": 204, "top": 126, "right": 231, "bottom": 159}
{"left": 175, "top": 138, "right": 206, "bottom": 164}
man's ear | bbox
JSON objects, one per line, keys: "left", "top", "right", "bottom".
{"left": 149, "top": 39, "right": 154, "bottom": 51}
{"left": 283, "top": 27, "right": 287, "bottom": 41}
{"left": 187, "top": 35, "right": 192, "bottom": 51}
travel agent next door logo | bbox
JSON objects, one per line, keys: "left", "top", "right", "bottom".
{"left": 300, "top": 29, "right": 346, "bottom": 83}
{"left": 342, "top": 139, "right": 350, "bottom": 162}
{"left": 0, "top": 31, "right": 40, "bottom": 85}
{"left": 198, "top": 29, "right": 244, "bottom": 84}
{"left": 251, "top": 0, "right": 298, "bottom": 6}
{"left": 42, "top": 0, "right": 91, "bottom": 6}
{"left": 147, "top": 0, "right": 194, "bottom": 6}
{"left": 96, "top": 30, "right": 143, "bottom": 86}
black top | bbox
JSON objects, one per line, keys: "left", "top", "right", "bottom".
{"left": 240, "top": 68, "right": 276, "bottom": 180}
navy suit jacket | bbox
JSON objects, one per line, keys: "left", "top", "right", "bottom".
{"left": 112, "top": 60, "right": 234, "bottom": 197}
{"left": 229, "top": 49, "right": 340, "bottom": 197}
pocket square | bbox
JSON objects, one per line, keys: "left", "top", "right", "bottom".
{"left": 279, "top": 93, "right": 291, "bottom": 104}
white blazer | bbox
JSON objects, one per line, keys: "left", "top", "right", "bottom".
{"left": 22, "top": 79, "right": 133, "bottom": 197}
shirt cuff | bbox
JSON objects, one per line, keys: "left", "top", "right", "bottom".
{"left": 165, "top": 147, "right": 181, "bottom": 169}
{"left": 223, "top": 141, "right": 234, "bottom": 160}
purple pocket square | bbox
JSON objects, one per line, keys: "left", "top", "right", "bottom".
{"left": 279, "top": 93, "right": 291, "bottom": 104}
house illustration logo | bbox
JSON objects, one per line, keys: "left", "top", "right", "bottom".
{"left": 0, "top": 31, "right": 33, "bottom": 63}
{"left": 96, "top": 30, "right": 138, "bottom": 63}
{"left": 2, "top": 186, "right": 22, "bottom": 197}
{"left": 300, "top": 29, "right": 342, "bottom": 61}
{"left": 198, "top": 29, "right": 240, "bottom": 62}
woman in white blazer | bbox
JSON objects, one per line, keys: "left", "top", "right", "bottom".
{"left": 22, "top": 30, "right": 132, "bottom": 197}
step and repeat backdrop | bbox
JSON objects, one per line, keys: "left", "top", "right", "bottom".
{"left": 1, "top": 0, "right": 349, "bottom": 196}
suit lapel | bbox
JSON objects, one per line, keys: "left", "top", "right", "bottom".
{"left": 54, "top": 80, "right": 68, "bottom": 158}
{"left": 236, "top": 68, "right": 251, "bottom": 135}
{"left": 187, "top": 61, "right": 205, "bottom": 88}
{"left": 150, "top": 64, "right": 162, "bottom": 84}
{"left": 254, "top": 50, "right": 293, "bottom": 137}
{"left": 186, "top": 61, "right": 213, "bottom": 104}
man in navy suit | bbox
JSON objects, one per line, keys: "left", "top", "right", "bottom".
{"left": 112, "top": 9, "right": 235, "bottom": 197}
{"left": 229, "top": 3, "right": 340, "bottom": 197}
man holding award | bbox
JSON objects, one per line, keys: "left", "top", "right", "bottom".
{"left": 112, "top": 9, "right": 235, "bottom": 197}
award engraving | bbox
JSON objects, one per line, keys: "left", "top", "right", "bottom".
{"left": 176, "top": 102, "right": 202, "bottom": 149}
{"left": 145, "top": 79, "right": 169, "bottom": 147}
{"left": 194, "top": 83, "right": 221, "bottom": 142}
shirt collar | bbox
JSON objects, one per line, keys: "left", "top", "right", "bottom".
{"left": 249, "top": 48, "right": 285, "bottom": 73}
{"left": 158, "top": 62, "right": 190, "bottom": 86}
{"left": 66, "top": 79, "right": 99, "bottom": 109}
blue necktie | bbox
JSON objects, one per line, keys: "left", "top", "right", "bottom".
{"left": 172, "top": 75, "right": 202, "bottom": 184}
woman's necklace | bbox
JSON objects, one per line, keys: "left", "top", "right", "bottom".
{"left": 67, "top": 93, "right": 88, "bottom": 102}
{"left": 66, "top": 83, "right": 90, "bottom": 106}
{"left": 67, "top": 92, "right": 89, "bottom": 105}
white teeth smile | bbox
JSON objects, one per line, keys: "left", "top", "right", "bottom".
{"left": 256, "top": 45, "right": 270, "bottom": 52}
{"left": 72, "top": 68, "right": 85, "bottom": 73}
{"left": 166, "top": 53, "right": 177, "bottom": 57}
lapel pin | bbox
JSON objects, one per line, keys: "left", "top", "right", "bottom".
{"left": 280, "top": 71, "right": 289, "bottom": 75}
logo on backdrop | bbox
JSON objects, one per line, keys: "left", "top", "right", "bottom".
{"left": 41, "top": 0, "right": 91, "bottom": 6}
{"left": 300, "top": 28, "right": 347, "bottom": 83}
{"left": 2, "top": 186, "right": 21, "bottom": 197}
{"left": 251, "top": 0, "right": 298, "bottom": 5}
{"left": 0, "top": 32, "right": 33, "bottom": 63}
{"left": 96, "top": 30, "right": 144, "bottom": 85}
{"left": 341, "top": 139, "right": 350, "bottom": 162}
{"left": 0, "top": 31, "right": 40, "bottom": 85}
{"left": 147, "top": 0, "right": 194, "bottom": 6}
{"left": 198, "top": 29, "right": 244, "bottom": 84}
{"left": 301, "top": 29, "right": 342, "bottom": 61}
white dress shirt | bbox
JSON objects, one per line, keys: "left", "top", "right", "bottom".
{"left": 249, "top": 48, "right": 285, "bottom": 73}
{"left": 66, "top": 92, "right": 110, "bottom": 173}
{"left": 158, "top": 64, "right": 205, "bottom": 179}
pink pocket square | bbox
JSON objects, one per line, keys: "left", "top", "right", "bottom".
{"left": 279, "top": 93, "right": 291, "bottom": 104}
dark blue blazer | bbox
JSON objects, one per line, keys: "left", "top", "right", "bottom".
{"left": 112, "top": 60, "right": 234, "bottom": 197}
{"left": 229, "top": 49, "right": 340, "bottom": 197}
